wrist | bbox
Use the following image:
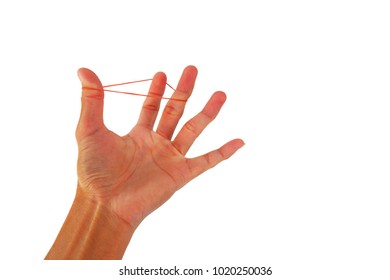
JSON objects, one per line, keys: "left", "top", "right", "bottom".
{"left": 45, "top": 186, "right": 135, "bottom": 260}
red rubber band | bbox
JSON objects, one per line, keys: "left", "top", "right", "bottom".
{"left": 82, "top": 79, "right": 186, "bottom": 102}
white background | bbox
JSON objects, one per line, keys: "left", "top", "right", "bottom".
{"left": 1, "top": 0, "right": 389, "bottom": 279}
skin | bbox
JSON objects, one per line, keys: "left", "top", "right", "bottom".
{"left": 45, "top": 66, "right": 244, "bottom": 259}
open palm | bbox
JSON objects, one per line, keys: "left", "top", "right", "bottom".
{"left": 76, "top": 66, "right": 244, "bottom": 227}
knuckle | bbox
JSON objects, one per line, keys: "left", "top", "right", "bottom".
{"left": 217, "top": 148, "right": 225, "bottom": 160}
{"left": 184, "top": 121, "right": 199, "bottom": 136}
{"left": 204, "top": 152, "right": 212, "bottom": 165}
{"left": 81, "top": 94, "right": 104, "bottom": 101}
{"left": 201, "top": 110, "right": 214, "bottom": 122}
{"left": 164, "top": 104, "right": 182, "bottom": 117}
{"left": 142, "top": 103, "right": 160, "bottom": 112}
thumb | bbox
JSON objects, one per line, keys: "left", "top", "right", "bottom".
{"left": 76, "top": 68, "right": 105, "bottom": 137}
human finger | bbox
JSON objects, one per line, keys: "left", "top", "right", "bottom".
{"left": 76, "top": 68, "right": 105, "bottom": 139}
{"left": 136, "top": 72, "right": 167, "bottom": 129}
{"left": 156, "top": 65, "right": 197, "bottom": 139}
{"left": 173, "top": 91, "right": 226, "bottom": 155}
{"left": 186, "top": 139, "right": 245, "bottom": 178}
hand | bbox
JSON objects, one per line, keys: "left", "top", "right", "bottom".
{"left": 76, "top": 66, "right": 244, "bottom": 228}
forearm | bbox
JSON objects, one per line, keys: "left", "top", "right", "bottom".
{"left": 45, "top": 186, "right": 134, "bottom": 260}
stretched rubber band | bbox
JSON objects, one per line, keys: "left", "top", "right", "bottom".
{"left": 82, "top": 79, "right": 187, "bottom": 102}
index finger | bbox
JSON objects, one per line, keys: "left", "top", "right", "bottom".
{"left": 136, "top": 71, "right": 167, "bottom": 129}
